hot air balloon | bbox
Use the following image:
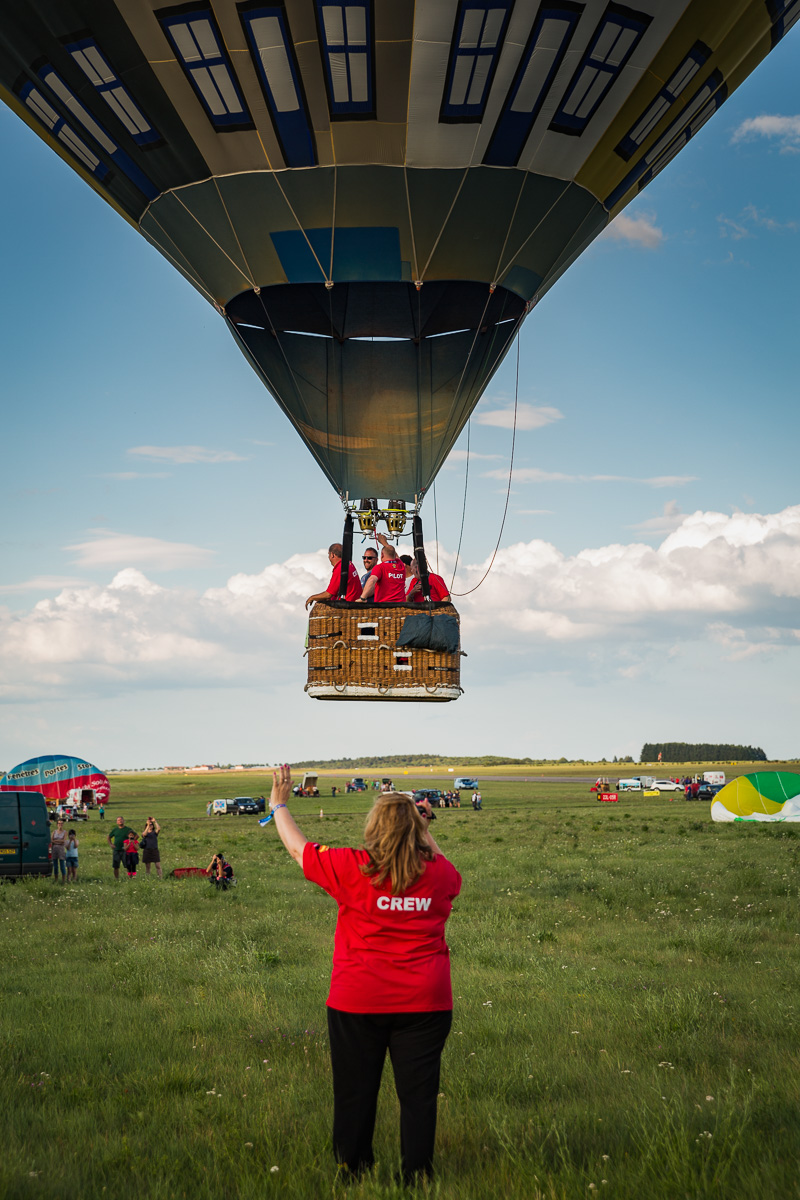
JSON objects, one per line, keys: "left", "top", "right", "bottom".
{"left": 711, "top": 772, "right": 800, "bottom": 822}
{"left": 0, "top": 0, "right": 793, "bottom": 699}
{"left": 0, "top": 755, "right": 110, "bottom": 809}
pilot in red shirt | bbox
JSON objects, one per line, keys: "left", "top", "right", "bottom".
{"left": 360, "top": 550, "right": 406, "bottom": 603}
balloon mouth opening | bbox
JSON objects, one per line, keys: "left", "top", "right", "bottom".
{"left": 225, "top": 279, "right": 525, "bottom": 343}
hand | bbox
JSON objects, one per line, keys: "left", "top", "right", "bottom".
{"left": 270, "top": 763, "right": 292, "bottom": 810}
{"left": 416, "top": 798, "right": 432, "bottom": 820}
{"left": 305, "top": 596, "right": 316, "bottom": 610}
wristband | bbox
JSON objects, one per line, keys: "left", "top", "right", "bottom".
{"left": 259, "top": 803, "right": 288, "bottom": 826}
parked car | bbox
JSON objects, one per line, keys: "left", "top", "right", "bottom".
{"left": 347, "top": 777, "right": 367, "bottom": 792}
{"left": 651, "top": 779, "right": 682, "bottom": 792}
{"left": 411, "top": 789, "right": 440, "bottom": 819}
{"left": 413, "top": 788, "right": 443, "bottom": 805}
{"left": 688, "top": 781, "right": 718, "bottom": 800}
{"left": 234, "top": 796, "right": 260, "bottom": 815}
{"left": 1, "top": 790, "right": 52, "bottom": 878}
{"left": 210, "top": 798, "right": 238, "bottom": 814}
{"left": 454, "top": 777, "right": 478, "bottom": 790}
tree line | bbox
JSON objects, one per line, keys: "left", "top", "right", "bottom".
{"left": 640, "top": 743, "right": 767, "bottom": 763}
{"left": 289, "top": 754, "right": 551, "bottom": 769}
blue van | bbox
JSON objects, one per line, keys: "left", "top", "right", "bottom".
{"left": 0, "top": 791, "right": 52, "bottom": 878}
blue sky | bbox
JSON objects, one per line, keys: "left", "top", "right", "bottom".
{"left": 1, "top": 31, "right": 799, "bottom": 769}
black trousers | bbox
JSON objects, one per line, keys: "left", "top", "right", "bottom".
{"left": 326, "top": 1007, "right": 452, "bottom": 1180}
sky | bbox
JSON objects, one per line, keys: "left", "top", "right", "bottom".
{"left": 1, "top": 31, "right": 799, "bottom": 769}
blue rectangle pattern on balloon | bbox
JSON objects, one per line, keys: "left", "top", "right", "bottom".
{"left": 271, "top": 227, "right": 401, "bottom": 283}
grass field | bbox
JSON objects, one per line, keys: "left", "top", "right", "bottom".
{"left": 2, "top": 768, "right": 798, "bottom": 1199}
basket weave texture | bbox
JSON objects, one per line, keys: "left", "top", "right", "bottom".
{"left": 306, "top": 601, "right": 461, "bottom": 697}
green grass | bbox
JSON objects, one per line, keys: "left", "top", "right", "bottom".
{"left": 2, "top": 778, "right": 799, "bottom": 1199}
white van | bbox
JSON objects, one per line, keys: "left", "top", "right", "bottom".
{"left": 703, "top": 771, "right": 726, "bottom": 787}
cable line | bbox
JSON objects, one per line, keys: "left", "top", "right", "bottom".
{"left": 450, "top": 331, "right": 520, "bottom": 598}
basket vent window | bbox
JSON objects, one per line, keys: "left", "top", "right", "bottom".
{"left": 393, "top": 652, "right": 413, "bottom": 671}
{"left": 357, "top": 623, "right": 378, "bottom": 640}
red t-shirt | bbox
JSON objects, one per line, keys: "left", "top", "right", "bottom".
{"left": 326, "top": 559, "right": 361, "bottom": 602}
{"left": 303, "top": 843, "right": 462, "bottom": 1012}
{"left": 369, "top": 559, "right": 406, "bottom": 602}
{"left": 412, "top": 571, "right": 450, "bottom": 602}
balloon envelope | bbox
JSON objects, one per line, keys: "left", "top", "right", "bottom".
{"left": 710, "top": 772, "right": 800, "bottom": 823}
{"left": 0, "top": 755, "right": 110, "bottom": 806}
{"left": 0, "top": 1, "right": 792, "bottom": 499}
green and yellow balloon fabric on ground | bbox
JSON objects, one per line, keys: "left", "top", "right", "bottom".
{"left": 711, "top": 772, "right": 800, "bottom": 822}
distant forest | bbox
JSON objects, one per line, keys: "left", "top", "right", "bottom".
{"left": 289, "top": 755, "right": 551, "bottom": 769}
{"left": 640, "top": 743, "right": 767, "bottom": 763}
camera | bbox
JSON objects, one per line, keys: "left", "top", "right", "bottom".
{"left": 413, "top": 795, "right": 436, "bottom": 822}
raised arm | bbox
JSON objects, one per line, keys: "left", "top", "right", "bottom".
{"left": 416, "top": 798, "right": 444, "bottom": 856}
{"left": 270, "top": 764, "right": 308, "bottom": 865}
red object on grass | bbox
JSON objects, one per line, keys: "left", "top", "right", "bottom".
{"left": 170, "top": 867, "right": 209, "bottom": 879}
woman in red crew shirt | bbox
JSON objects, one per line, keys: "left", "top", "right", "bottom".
{"left": 267, "top": 763, "right": 461, "bottom": 1183}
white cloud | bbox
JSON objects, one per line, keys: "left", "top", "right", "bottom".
{"left": 718, "top": 204, "right": 799, "bottom": 239}
{"left": 628, "top": 500, "right": 685, "bottom": 536}
{"left": 3, "top": 510, "right": 800, "bottom": 702}
{"left": 475, "top": 403, "right": 564, "bottom": 431}
{"left": 127, "top": 445, "right": 247, "bottom": 464}
{"left": 0, "top": 576, "right": 87, "bottom": 595}
{"left": 65, "top": 529, "right": 214, "bottom": 569}
{"left": 103, "top": 472, "right": 171, "bottom": 480}
{"left": 445, "top": 450, "right": 503, "bottom": 464}
{"left": 731, "top": 114, "right": 800, "bottom": 153}
{"left": 600, "top": 212, "right": 664, "bottom": 249}
{"left": 449, "top": 505, "right": 800, "bottom": 655}
{"left": 485, "top": 468, "right": 696, "bottom": 488}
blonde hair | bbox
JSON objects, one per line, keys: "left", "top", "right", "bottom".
{"left": 361, "top": 792, "right": 434, "bottom": 895}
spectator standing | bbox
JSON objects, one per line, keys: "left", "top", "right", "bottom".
{"left": 98, "top": 804, "right": 105, "bottom": 820}
{"left": 51, "top": 819, "right": 67, "bottom": 883}
{"left": 108, "top": 815, "right": 135, "bottom": 880}
{"left": 65, "top": 829, "right": 79, "bottom": 883}
{"left": 267, "top": 764, "right": 461, "bottom": 1184}
{"left": 123, "top": 831, "right": 140, "bottom": 877}
{"left": 141, "top": 817, "right": 163, "bottom": 879}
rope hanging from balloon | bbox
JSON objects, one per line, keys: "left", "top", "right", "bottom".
{"left": 449, "top": 330, "right": 520, "bottom": 598}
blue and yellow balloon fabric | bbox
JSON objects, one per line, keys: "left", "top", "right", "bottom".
{"left": 711, "top": 772, "right": 800, "bottom": 823}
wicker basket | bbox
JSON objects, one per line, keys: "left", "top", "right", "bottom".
{"left": 305, "top": 601, "right": 463, "bottom": 701}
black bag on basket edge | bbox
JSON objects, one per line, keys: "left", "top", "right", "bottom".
{"left": 397, "top": 614, "right": 460, "bottom": 654}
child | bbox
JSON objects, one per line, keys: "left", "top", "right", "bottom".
{"left": 123, "top": 830, "right": 140, "bottom": 877}
{"left": 65, "top": 829, "right": 79, "bottom": 882}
